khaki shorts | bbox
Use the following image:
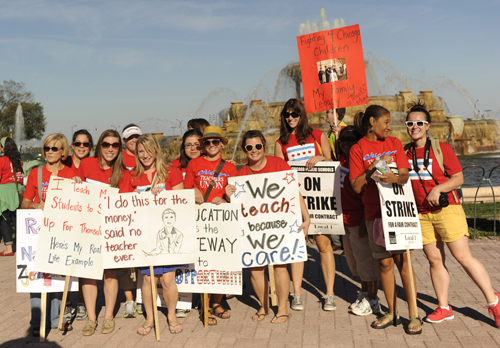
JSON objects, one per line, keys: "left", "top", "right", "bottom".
{"left": 342, "top": 225, "right": 380, "bottom": 282}
{"left": 119, "top": 268, "right": 137, "bottom": 290}
{"left": 366, "top": 220, "right": 406, "bottom": 260}
{"left": 419, "top": 204, "right": 469, "bottom": 245}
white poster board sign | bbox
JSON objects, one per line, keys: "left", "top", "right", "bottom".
{"left": 176, "top": 203, "right": 242, "bottom": 295}
{"left": 34, "top": 177, "right": 117, "bottom": 279}
{"left": 228, "top": 170, "right": 308, "bottom": 268}
{"left": 16, "top": 210, "right": 78, "bottom": 293}
{"left": 290, "top": 161, "right": 344, "bottom": 235}
{"left": 101, "top": 190, "right": 197, "bottom": 269}
{"left": 377, "top": 180, "right": 423, "bottom": 251}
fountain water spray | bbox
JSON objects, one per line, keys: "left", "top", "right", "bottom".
{"left": 14, "top": 103, "right": 25, "bottom": 144}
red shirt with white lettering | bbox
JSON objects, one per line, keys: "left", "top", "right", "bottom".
{"left": 277, "top": 129, "right": 324, "bottom": 162}
{"left": 24, "top": 165, "right": 76, "bottom": 203}
{"left": 184, "top": 156, "right": 237, "bottom": 203}
{"left": 237, "top": 156, "right": 290, "bottom": 176}
{"left": 339, "top": 154, "right": 364, "bottom": 227}
{"left": 349, "top": 136, "right": 410, "bottom": 220}
{"left": 0, "top": 156, "right": 23, "bottom": 184}
{"left": 120, "top": 165, "right": 183, "bottom": 192}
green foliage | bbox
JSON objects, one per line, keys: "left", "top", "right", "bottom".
{"left": 0, "top": 80, "right": 33, "bottom": 112}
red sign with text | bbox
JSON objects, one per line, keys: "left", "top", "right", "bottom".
{"left": 297, "top": 24, "right": 368, "bottom": 114}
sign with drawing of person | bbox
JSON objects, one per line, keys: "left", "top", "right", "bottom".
{"left": 101, "top": 189, "right": 197, "bottom": 269}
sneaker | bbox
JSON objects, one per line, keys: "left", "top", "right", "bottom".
{"left": 63, "top": 306, "right": 74, "bottom": 321}
{"left": 76, "top": 304, "right": 88, "bottom": 320}
{"left": 291, "top": 294, "right": 304, "bottom": 311}
{"left": 82, "top": 320, "right": 97, "bottom": 336}
{"left": 350, "top": 291, "right": 367, "bottom": 309}
{"left": 123, "top": 301, "right": 137, "bottom": 318}
{"left": 176, "top": 309, "right": 190, "bottom": 318}
{"left": 323, "top": 295, "right": 337, "bottom": 311}
{"left": 101, "top": 319, "right": 115, "bottom": 334}
{"left": 352, "top": 297, "right": 373, "bottom": 316}
{"left": 425, "top": 306, "right": 454, "bottom": 323}
{"left": 136, "top": 303, "right": 144, "bottom": 315}
{"left": 368, "top": 297, "right": 381, "bottom": 314}
{"left": 485, "top": 293, "right": 500, "bottom": 328}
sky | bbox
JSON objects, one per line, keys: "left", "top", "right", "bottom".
{"left": 1, "top": 0, "right": 499, "bottom": 143}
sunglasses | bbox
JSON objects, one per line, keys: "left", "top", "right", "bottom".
{"left": 44, "top": 146, "right": 62, "bottom": 152}
{"left": 283, "top": 111, "right": 300, "bottom": 119}
{"left": 101, "top": 142, "right": 121, "bottom": 149}
{"left": 405, "top": 121, "right": 429, "bottom": 128}
{"left": 73, "top": 141, "right": 91, "bottom": 148}
{"left": 339, "top": 137, "right": 358, "bottom": 143}
{"left": 203, "top": 139, "right": 221, "bottom": 147}
{"left": 245, "top": 144, "right": 264, "bottom": 152}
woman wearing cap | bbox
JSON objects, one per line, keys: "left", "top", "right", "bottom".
{"left": 63, "top": 129, "right": 94, "bottom": 171}
{"left": 184, "top": 125, "right": 237, "bottom": 325}
{"left": 122, "top": 124, "right": 142, "bottom": 170}
{"left": 76, "top": 129, "right": 125, "bottom": 336}
{"left": 0, "top": 137, "right": 23, "bottom": 256}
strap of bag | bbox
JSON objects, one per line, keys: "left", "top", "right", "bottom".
{"left": 203, "top": 159, "right": 226, "bottom": 202}
{"left": 246, "top": 165, "right": 254, "bottom": 175}
{"left": 37, "top": 165, "right": 45, "bottom": 203}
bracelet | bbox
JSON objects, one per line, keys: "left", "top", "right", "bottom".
{"left": 28, "top": 202, "right": 33, "bottom": 209}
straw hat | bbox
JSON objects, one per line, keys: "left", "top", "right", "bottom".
{"left": 200, "top": 126, "right": 228, "bottom": 145}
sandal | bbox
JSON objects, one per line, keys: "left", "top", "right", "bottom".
{"left": 252, "top": 313, "right": 267, "bottom": 322}
{"left": 405, "top": 316, "right": 423, "bottom": 335}
{"left": 59, "top": 321, "right": 73, "bottom": 332}
{"left": 31, "top": 327, "right": 40, "bottom": 337}
{"left": 169, "top": 323, "right": 183, "bottom": 334}
{"left": 200, "top": 310, "right": 217, "bottom": 326}
{"left": 271, "top": 314, "right": 291, "bottom": 324}
{"left": 137, "top": 325, "right": 153, "bottom": 336}
{"left": 212, "top": 304, "right": 231, "bottom": 319}
{"left": 371, "top": 313, "right": 401, "bottom": 329}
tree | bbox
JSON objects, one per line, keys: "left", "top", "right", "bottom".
{"left": 0, "top": 80, "right": 34, "bottom": 112}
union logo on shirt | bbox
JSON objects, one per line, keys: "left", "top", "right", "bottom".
{"left": 287, "top": 143, "right": 315, "bottom": 161}
{"left": 339, "top": 165, "right": 349, "bottom": 188}
{"left": 408, "top": 158, "right": 433, "bottom": 180}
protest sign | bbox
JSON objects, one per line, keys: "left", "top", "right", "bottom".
{"left": 16, "top": 210, "right": 78, "bottom": 293}
{"left": 229, "top": 170, "right": 307, "bottom": 268}
{"left": 101, "top": 189, "right": 197, "bottom": 269}
{"left": 297, "top": 24, "right": 368, "bottom": 114}
{"left": 175, "top": 203, "right": 242, "bottom": 294}
{"left": 33, "top": 177, "right": 117, "bottom": 279}
{"left": 377, "top": 180, "right": 423, "bottom": 251}
{"left": 290, "top": 161, "right": 344, "bottom": 235}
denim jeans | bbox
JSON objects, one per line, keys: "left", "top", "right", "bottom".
{"left": 30, "top": 292, "right": 62, "bottom": 329}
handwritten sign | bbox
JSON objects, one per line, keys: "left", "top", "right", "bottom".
{"left": 290, "top": 161, "right": 344, "bottom": 235}
{"left": 33, "top": 177, "right": 117, "bottom": 279}
{"left": 377, "top": 181, "right": 423, "bottom": 251}
{"left": 229, "top": 170, "right": 307, "bottom": 268}
{"left": 16, "top": 210, "right": 78, "bottom": 293}
{"left": 101, "top": 190, "right": 197, "bottom": 268}
{"left": 297, "top": 24, "right": 368, "bottom": 114}
{"left": 176, "top": 203, "right": 242, "bottom": 294}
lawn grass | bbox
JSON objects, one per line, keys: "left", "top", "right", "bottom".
{"left": 463, "top": 202, "right": 500, "bottom": 238}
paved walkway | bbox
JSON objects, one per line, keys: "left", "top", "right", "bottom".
{"left": 1, "top": 239, "right": 500, "bottom": 347}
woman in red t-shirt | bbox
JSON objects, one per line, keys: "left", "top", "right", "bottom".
{"left": 227, "top": 130, "right": 310, "bottom": 324}
{"left": 406, "top": 102, "right": 500, "bottom": 327}
{"left": 76, "top": 129, "right": 124, "bottom": 336}
{"left": 63, "top": 129, "right": 94, "bottom": 171}
{"left": 170, "top": 128, "right": 203, "bottom": 179}
{"left": 349, "top": 105, "right": 420, "bottom": 334}
{"left": 121, "top": 124, "right": 142, "bottom": 170}
{"left": 274, "top": 98, "right": 335, "bottom": 312}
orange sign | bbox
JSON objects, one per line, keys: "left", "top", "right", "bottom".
{"left": 297, "top": 24, "right": 368, "bottom": 114}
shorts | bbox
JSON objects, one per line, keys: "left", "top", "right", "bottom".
{"left": 342, "top": 225, "right": 380, "bottom": 282}
{"left": 119, "top": 268, "right": 137, "bottom": 290}
{"left": 140, "top": 264, "right": 188, "bottom": 276}
{"left": 419, "top": 204, "right": 469, "bottom": 245}
{"left": 366, "top": 220, "right": 405, "bottom": 260}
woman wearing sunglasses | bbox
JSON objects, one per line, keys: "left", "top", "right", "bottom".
{"left": 184, "top": 126, "right": 237, "bottom": 325}
{"left": 21, "top": 133, "right": 76, "bottom": 336}
{"left": 226, "top": 130, "right": 309, "bottom": 323}
{"left": 76, "top": 129, "right": 125, "bottom": 336}
{"left": 63, "top": 129, "right": 94, "bottom": 171}
{"left": 405, "top": 102, "right": 500, "bottom": 327}
{"left": 274, "top": 98, "right": 336, "bottom": 312}
{"left": 171, "top": 128, "right": 204, "bottom": 179}
{"left": 122, "top": 124, "right": 142, "bottom": 170}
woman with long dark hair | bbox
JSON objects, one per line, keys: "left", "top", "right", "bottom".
{"left": 63, "top": 129, "right": 94, "bottom": 171}
{"left": 170, "top": 128, "right": 203, "bottom": 178}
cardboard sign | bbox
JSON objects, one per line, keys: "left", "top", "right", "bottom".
{"left": 228, "top": 170, "right": 308, "bottom": 268}
{"left": 290, "top": 161, "right": 344, "bottom": 235}
{"left": 297, "top": 24, "right": 368, "bottom": 114}
{"left": 176, "top": 203, "right": 242, "bottom": 295}
{"left": 33, "top": 177, "right": 118, "bottom": 280}
{"left": 101, "top": 190, "right": 197, "bottom": 269}
{"left": 16, "top": 210, "right": 78, "bottom": 293}
{"left": 377, "top": 181, "right": 423, "bottom": 251}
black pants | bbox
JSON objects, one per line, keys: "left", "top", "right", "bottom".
{"left": 0, "top": 210, "right": 15, "bottom": 245}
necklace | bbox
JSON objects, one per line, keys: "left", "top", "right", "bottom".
{"left": 205, "top": 156, "right": 220, "bottom": 173}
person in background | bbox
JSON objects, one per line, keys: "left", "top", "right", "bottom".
{"left": 187, "top": 118, "right": 210, "bottom": 133}
{"left": 122, "top": 124, "right": 142, "bottom": 170}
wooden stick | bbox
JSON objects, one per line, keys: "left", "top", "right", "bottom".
{"left": 58, "top": 276, "right": 71, "bottom": 330}
{"left": 268, "top": 265, "right": 277, "bottom": 307}
{"left": 150, "top": 266, "right": 160, "bottom": 342}
{"left": 203, "top": 293, "right": 209, "bottom": 328}
{"left": 406, "top": 249, "right": 417, "bottom": 311}
{"left": 40, "top": 292, "right": 47, "bottom": 343}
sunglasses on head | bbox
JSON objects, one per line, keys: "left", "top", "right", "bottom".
{"left": 245, "top": 144, "right": 264, "bottom": 152}
{"left": 44, "top": 146, "right": 62, "bottom": 152}
{"left": 203, "top": 139, "right": 221, "bottom": 147}
{"left": 405, "top": 121, "right": 429, "bottom": 128}
{"left": 101, "top": 142, "right": 120, "bottom": 149}
{"left": 283, "top": 111, "right": 300, "bottom": 119}
{"left": 73, "top": 141, "right": 90, "bottom": 148}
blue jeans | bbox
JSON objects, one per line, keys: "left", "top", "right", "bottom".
{"left": 30, "top": 292, "right": 62, "bottom": 329}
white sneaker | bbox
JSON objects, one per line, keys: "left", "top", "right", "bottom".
{"left": 291, "top": 294, "right": 304, "bottom": 311}
{"left": 123, "top": 301, "right": 137, "bottom": 318}
{"left": 352, "top": 297, "right": 373, "bottom": 316}
{"left": 350, "top": 291, "right": 367, "bottom": 309}
{"left": 369, "top": 297, "right": 381, "bottom": 314}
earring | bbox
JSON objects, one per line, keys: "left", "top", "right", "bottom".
{"left": 370, "top": 126, "right": 374, "bottom": 132}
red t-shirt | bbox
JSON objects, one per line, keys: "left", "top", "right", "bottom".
{"left": 78, "top": 157, "right": 113, "bottom": 186}
{"left": 237, "top": 156, "right": 291, "bottom": 176}
{"left": 184, "top": 156, "right": 237, "bottom": 203}
{"left": 0, "top": 156, "right": 22, "bottom": 184}
{"left": 406, "top": 142, "right": 462, "bottom": 214}
{"left": 24, "top": 165, "right": 77, "bottom": 203}
{"left": 123, "top": 151, "right": 136, "bottom": 170}
{"left": 120, "top": 166, "right": 183, "bottom": 193}
{"left": 277, "top": 129, "right": 324, "bottom": 162}
{"left": 339, "top": 155, "right": 364, "bottom": 227}
{"left": 170, "top": 157, "right": 187, "bottom": 178}
{"left": 349, "top": 136, "right": 410, "bottom": 220}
